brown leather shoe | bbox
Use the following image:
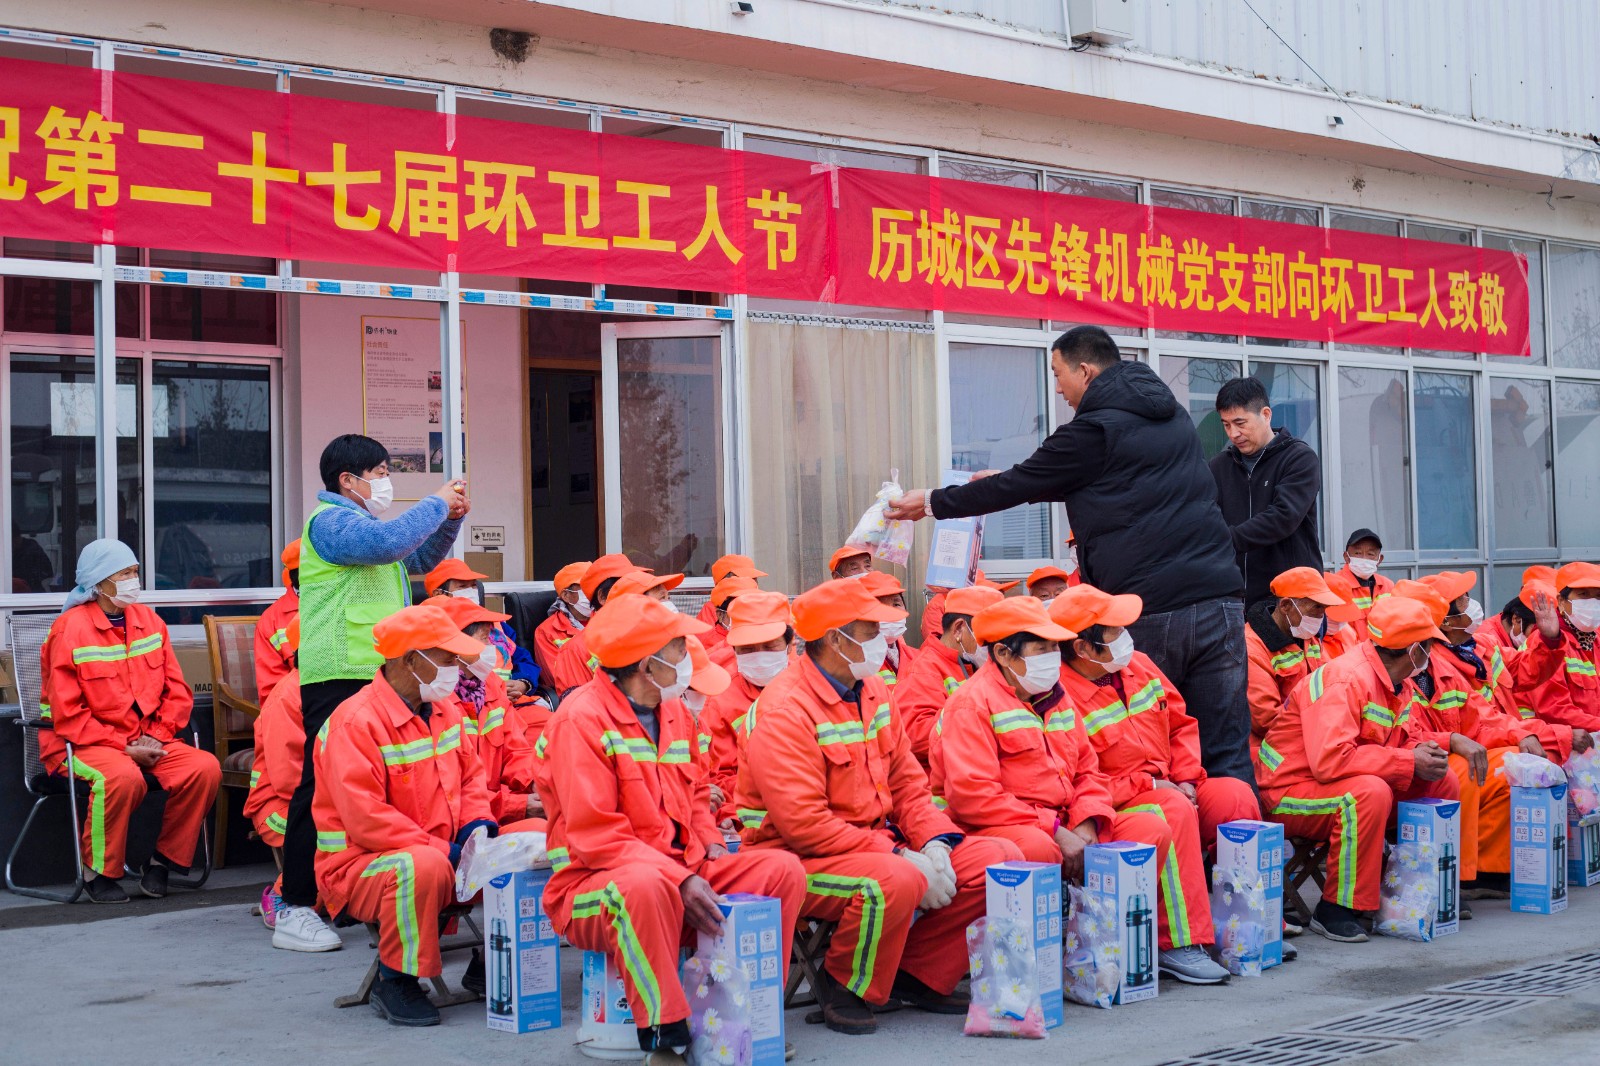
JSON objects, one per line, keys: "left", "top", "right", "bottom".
{"left": 815, "top": 969, "right": 877, "bottom": 1035}
{"left": 889, "top": 972, "right": 969, "bottom": 1015}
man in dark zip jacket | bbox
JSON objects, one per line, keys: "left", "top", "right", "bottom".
{"left": 885, "top": 326, "right": 1255, "bottom": 788}
{"left": 1210, "top": 376, "right": 1323, "bottom": 609}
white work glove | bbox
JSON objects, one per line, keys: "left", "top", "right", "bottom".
{"left": 898, "top": 848, "right": 944, "bottom": 910}
{"left": 916, "top": 840, "right": 959, "bottom": 911}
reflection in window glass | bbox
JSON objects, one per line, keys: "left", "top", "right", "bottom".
{"left": 1161, "top": 356, "right": 1241, "bottom": 460}
{"left": 2, "top": 242, "right": 140, "bottom": 338}
{"left": 1048, "top": 174, "right": 1139, "bottom": 203}
{"left": 743, "top": 136, "right": 925, "bottom": 174}
{"left": 941, "top": 159, "right": 1038, "bottom": 189}
{"left": 1414, "top": 372, "right": 1477, "bottom": 550}
{"left": 1329, "top": 213, "right": 1400, "bottom": 237}
{"left": 149, "top": 250, "right": 278, "bottom": 345}
{"left": 1489, "top": 377, "right": 1555, "bottom": 549}
{"left": 1549, "top": 243, "right": 1600, "bottom": 370}
{"left": 1555, "top": 380, "right": 1600, "bottom": 548}
{"left": 1249, "top": 361, "right": 1321, "bottom": 454}
{"left": 1152, "top": 188, "right": 1234, "bottom": 215}
{"left": 1491, "top": 564, "right": 1544, "bottom": 615}
{"left": 1242, "top": 200, "right": 1319, "bottom": 227}
{"left": 1338, "top": 367, "right": 1412, "bottom": 550}
{"left": 950, "top": 344, "right": 1051, "bottom": 561}
{"left": 1407, "top": 226, "right": 1477, "bottom": 360}
{"left": 1485, "top": 234, "right": 1546, "bottom": 365}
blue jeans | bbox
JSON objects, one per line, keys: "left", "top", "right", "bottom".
{"left": 1125, "top": 597, "right": 1255, "bottom": 788}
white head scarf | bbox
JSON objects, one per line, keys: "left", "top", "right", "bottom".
{"left": 64, "top": 539, "right": 139, "bottom": 610}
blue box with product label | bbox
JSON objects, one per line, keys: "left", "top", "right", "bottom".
{"left": 1567, "top": 804, "right": 1600, "bottom": 889}
{"left": 1213, "top": 820, "right": 1285, "bottom": 968}
{"left": 695, "top": 894, "right": 785, "bottom": 1066}
{"left": 1084, "top": 841, "right": 1158, "bottom": 1005}
{"left": 483, "top": 867, "right": 561, "bottom": 1033}
{"left": 986, "top": 861, "right": 1064, "bottom": 1029}
{"left": 1398, "top": 799, "right": 1462, "bottom": 936}
{"left": 924, "top": 470, "right": 984, "bottom": 590}
{"left": 1511, "top": 784, "right": 1570, "bottom": 914}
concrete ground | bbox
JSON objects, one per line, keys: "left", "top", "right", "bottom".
{"left": 1, "top": 863, "right": 1597, "bottom": 1066}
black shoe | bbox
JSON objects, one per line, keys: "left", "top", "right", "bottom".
{"left": 370, "top": 973, "right": 441, "bottom": 1027}
{"left": 814, "top": 968, "right": 876, "bottom": 1035}
{"left": 461, "top": 948, "right": 485, "bottom": 996}
{"left": 889, "top": 971, "right": 969, "bottom": 1014}
{"left": 1462, "top": 873, "right": 1511, "bottom": 900}
{"left": 1281, "top": 941, "right": 1298, "bottom": 962}
{"left": 85, "top": 874, "right": 129, "bottom": 904}
{"left": 139, "top": 863, "right": 169, "bottom": 899}
{"left": 1310, "top": 900, "right": 1369, "bottom": 943}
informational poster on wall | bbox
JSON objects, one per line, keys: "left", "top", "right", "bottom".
{"left": 361, "top": 314, "right": 467, "bottom": 501}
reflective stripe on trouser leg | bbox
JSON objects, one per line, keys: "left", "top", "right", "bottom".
{"left": 1271, "top": 793, "right": 1360, "bottom": 908}
{"left": 1121, "top": 802, "right": 1192, "bottom": 948}
{"left": 68, "top": 755, "right": 109, "bottom": 875}
{"left": 804, "top": 874, "right": 886, "bottom": 999}
{"left": 361, "top": 853, "right": 420, "bottom": 974}
{"left": 571, "top": 883, "right": 664, "bottom": 1025}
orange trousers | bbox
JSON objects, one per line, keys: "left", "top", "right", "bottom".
{"left": 1265, "top": 772, "right": 1459, "bottom": 912}
{"left": 53, "top": 741, "right": 221, "bottom": 878}
{"left": 342, "top": 845, "right": 455, "bottom": 977}
{"left": 1457, "top": 747, "right": 1515, "bottom": 877}
{"left": 801, "top": 835, "right": 1020, "bottom": 1005}
{"left": 558, "top": 849, "right": 806, "bottom": 1028}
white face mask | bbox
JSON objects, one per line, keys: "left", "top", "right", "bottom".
{"left": 1288, "top": 601, "right": 1322, "bottom": 641}
{"left": 660, "top": 599, "right": 680, "bottom": 614}
{"left": 465, "top": 645, "right": 497, "bottom": 681}
{"left": 736, "top": 650, "right": 788, "bottom": 687}
{"left": 1327, "top": 618, "right": 1348, "bottom": 635}
{"left": 1407, "top": 643, "right": 1431, "bottom": 678}
{"left": 1568, "top": 600, "right": 1600, "bottom": 634}
{"left": 1099, "top": 631, "right": 1135, "bottom": 673}
{"left": 955, "top": 625, "right": 989, "bottom": 668}
{"left": 354, "top": 474, "right": 394, "bottom": 516}
{"left": 414, "top": 654, "right": 460, "bottom": 703}
{"left": 1347, "top": 557, "right": 1379, "bottom": 580}
{"left": 684, "top": 690, "right": 707, "bottom": 718}
{"left": 1037, "top": 595, "right": 1057, "bottom": 609}
{"left": 1009, "top": 650, "right": 1062, "bottom": 696}
{"left": 569, "top": 591, "right": 592, "bottom": 620}
{"left": 881, "top": 619, "right": 907, "bottom": 642}
{"left": 837, "top": 629, "right": 889, "bottom": 681}
{"left": 107, "top": 577, "right": 142, "bottom": 608}
{"left": 1459, "top": 598, "right": 1485, "bottom": 637}
{"left": 451, "top": 587, "right": 482, "bottom": 605}
{"left": 649, "top": 652, "right": 693, "bottom": 701}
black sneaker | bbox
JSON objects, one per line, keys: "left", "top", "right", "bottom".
{"left": 1310, "top": 900, "right": 1369, "bottom": 943}
{"left": 461, "top": 948, "right": 485, "bottom": 996}
{"left": 889, "top": 971, "right": 969, "bottom": 1014}
{"left": 1281, "top": 941, "right": 1298, "bottom": 962}
{"left": 370, "top": 973, "right": 441, "bottom": 1027}
{"left": 85, "top": 874, "right": 129, "bottom": 904}
{"left": 139, "top": 863, "right": 169, "bottom": 899}
{"left": 814, "top": 968, "right": 876, "bottom": 1035}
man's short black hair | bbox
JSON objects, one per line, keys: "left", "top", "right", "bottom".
{"left": 1051, "top": 325, "right": 1121, "bottom": 370}
{"left": 940, "top": 612, "right": 974, "bottom": 635}
{"left": 320, "top": 434, "right": 389, "bottom": 493}
{"left": 594, "top": 576, "right": 623, "bottom": 608}
{"left": 1216, "top": 376, "right": 1269, "bottom": 414}
{"left": 1062, "top": 623, "right": 1110, "bottom": 661}
{"left": 1500, "top": 597, "right": 1535, "bottom": 626}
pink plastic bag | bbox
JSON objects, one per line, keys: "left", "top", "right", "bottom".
{"left": 962, "top": 916, "right": 1047, "bottom": 1039}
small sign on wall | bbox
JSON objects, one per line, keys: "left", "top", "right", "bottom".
{"left": 470, "top": 526, "right": 505, "bottom": 548}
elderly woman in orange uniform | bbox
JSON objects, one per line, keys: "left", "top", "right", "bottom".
{"left": 548, "top": 554, "right": 645, "bottom": 694}
{"left": 698, "top": 590, "right": 794, "bottom": 830}
{"left": 533, "top": 561, "right": 591, "bottom": 676}
{"left": 860, "top": 571, "right": 917, "bottom": 686}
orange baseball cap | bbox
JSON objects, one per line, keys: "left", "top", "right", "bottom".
{"left": 687, "top": 635, "right": 731, "bottom": 696}
{"left": 860, "top": 571, "right": 906, "bottom": 598}
{"left": 1049, "top": 584, "right": 1142, "bottom": 633}
{"left": 727, "top": 590, "right": 793, "bottom": 647}
{"left": 610, "top": 570, "right": 685, "bottom": 599}
{"left": 1521, "top": 579, "right": 1558, "bottom": 611}
{"left": 373, "top": 604, "right": 486, "bottom": 660}
{"left": 1523, "top": 564, "right": 1557, "bottom": 588}
{"left": 829, "top": 546, "right": 872, "bottom": 574}
{"left": 975, "top": 569, "right": 1021, "bottom": 593}
{"left": 553, "top": 561, "right": 591, "bottom": 591}
{"left": 792, "top": 579, "right": 905, "bottom": 642}
{"left": 711, "top": 574, "right": 760, "bottom": 608}
{"left": 582, "top": 553, "right": 643, "bottom": 601}
{"left": 424, "top": 557, "right": 489, "bottom": 596}
{"left": 586, "top": 595, "right": 710, "bottom": 669}
{"left": 1025, "top": 566, "right": 1072, "bottom": 591}
{"left": 1420, "top": 570, "right": 1477, "bottom": 608}
{"left": 1326, "top": 599, "right": 1363, "bottom": 624}
{"left": 1270, "top": 567, "right": 1346, "bottom": 607}
{"left": 973, "top": 596, "right": 1076, "bottom": 644}
{"left": 712, "top": 554, "right": 768, "bottom": 581}
{"left": 1556, "top": 561, "right": 1600, "bottom": 592}
{"left": 944, "top": 586, "right": 1006, "bottom": 617}
{"left": 1391, "top": 580, "right": 1450, "bottom": 626}
{"left": 285, "top": 614, "right": 301, "bottom": 654}
{"left": 281, "top": 539, "right": 301, "bottom": 569}
{"left": 1366, "top": 596, "right": 1447, "bottom": 649}
{"left": 433, "top": 594, "right": 511, "bottom": 631}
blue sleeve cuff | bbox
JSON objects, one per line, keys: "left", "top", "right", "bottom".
{"left": 456, "top": 819, "right": 498, "bottom": 847}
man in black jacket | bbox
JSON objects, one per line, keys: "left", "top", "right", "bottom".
{"left": 1210, "top": 377, "right": 1323, "bottom": 609}
{"left": 885, "top": 326, "right": 1254, "bottom": 787}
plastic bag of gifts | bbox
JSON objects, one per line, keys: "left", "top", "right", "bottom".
{"left": 1564, "top": 748, "right": 1600, "bottom": 817}
{"left": 961, "top": 916, "right": 1047, "bottom": 1039}
{"left": 1496, "top": 752, "right": 1568, "bottom": 789}
{"left": 453, "top": 826, "right": 547, "bottom": 901}
{"left": 843, "top": 469, "right": 916, "bottom": 567}
{"left": 1374, "top": 842, "right": 1439, "bottom": 942}
{"left": 1210, "top": 867, "right": 1269, "bottom": 976}
{"left": 1063, "top": 884, "right": 1122, "bottom": 1009}
{"left": 682, "top": 946, "right": 754, "bottom": 1066}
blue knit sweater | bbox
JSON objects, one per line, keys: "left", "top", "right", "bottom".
{"left": 306, "top": 492, "right": 461, "bottom": 598}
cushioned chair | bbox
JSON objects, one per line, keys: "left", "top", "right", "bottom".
{"left": 203, "top": 615, "right": 262, "bottom": 869}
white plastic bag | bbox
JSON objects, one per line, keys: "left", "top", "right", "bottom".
{"left": 962, "top": 916, "right": 1046, "bottom": 1039}
{"left": 1563, "top": 748, "right": 1600, "bottom": 816}
{"left": 1497, "top": 752, "right": 1567, "bottom": 789}
{"left": 1375, "top": 842, "right": 1438, "bottom": 942}
{"left": 1211, "top": 867, "right": 1270, "bottom": 977}
{"left": 683, "top": 946, "right": 754, "bottom": 1066}
{"left": 454, "top": 827, "right": 547, "bottom": 901}
{"left": 844, "top": 469, "right": 915, "bottom": 567}
{"left": 1064, "top": 884, "right": 1122, "bottom": 1009}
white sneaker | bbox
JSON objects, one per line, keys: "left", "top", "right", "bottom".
{"left": 1158, "top": 944, "right": 1230, "bottom": 985}
{"left": 272, "top": 905, "right": 343, "bottom": 952}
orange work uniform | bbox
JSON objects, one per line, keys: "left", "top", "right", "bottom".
{"left": 312, "top": 674, "right": 494, "bottom": 977}
{"left": 1474, "top": 633, "right": 1572, "bottom": 761}
{"left": 253, "top": 588, "right": 299, "bottom": 705}
{"left": 1256, "top": 646, "right": 1458, "bottom": 912}
{"left": 699, "top": 670, "right": 762, "bottom": 825}
{"left": 1244, "top": 618, "right": 1330, "bottom": 740}
{"left": 890, "top": 638, "right": 974, "bottom": 768}
{"left": 549, "top": 629, "right": 599, "bottom": 695}
{"left": 461, "top": 671, "right": 542, "bottom": 828}
{"left": 737, "top": 657, "right": 1020, "bottom": 1005}
{"left": 1327, "top": 567, "right": 1394, "bottom": 633}
{"left": 542, "top": 672, "right": 805, "bottom": 1030}
{"left": 1513, "top": 622, "right": 1600, "bottom": 732}
{"left": 877, "top": 637, "right": 918, "bottom": 689}
{"left": 40, "top": 602, "right": 221, "bottom": 878}
{"left": 244, "top": 666, "right": 304, "bottom": 848}
{"left": 532, "top": 608, "right": 582, "bottom": 678}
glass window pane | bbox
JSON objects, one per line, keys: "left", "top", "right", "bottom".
{"left": 1485, "top": 234, "right": 1546, "bottom": 365}
{"left": 1549, "top": 243, "right": 1600, "bottom": 370}
{"left": 1330, "top": 213, "right": 1400, "bottom": 237}
{"left": 1491, "top": 564, "right": 1539, "bottom": 615}
{"left": 1242, "top": 200, "right": 1319, "bottom": 227}
{"left": 3, "top": 244, "right": 140, "bottom": 338}
{"left": 1489, "top": 377, "right": 1555, "bottom": 549}
{"left": 1338, "top": 366, "right": 1412, "bottom": 550}
{"left": 1048, "top": 174, "right": 1139, "bottom": 203}
{"left": 149, "top": 250, "right": 278, "bottom": 345}
{"left": 941, "top": 158, "right": 1039, "bottom": 189}
{"left": 602, "top": 116, "right": 723, "bottom": 148}
{"left": 1248, "top": 360, "right": 1322, "bottom": 454}
{"left": 1406, "top": 223, "right": 1472, "bottom": 246}
{"left": 1414, "top": 371, "right": 1477, "bottom": 549}
{"left": 949, "top": 344, "right": 1050, "bottom": 561}
{"left": 1152, "top": 188, "right": 1234, "bottom": 215}
{"left": 1556, "top": 379, "right": 1600, "bottom": 548}
{"left": 151, "top": 361, "right": 272, "bottom": 591}
{"left": 743, "top": 135, "right": 925, "bottom": 174}
{"left": 1161, "top": 356, "right": 1241, "bottom": 460}
{"left": 8, "top": 354, "right": 140, "bottom": 592}
{"left": 615, "top": 334, "right": 723, "bottom": 577}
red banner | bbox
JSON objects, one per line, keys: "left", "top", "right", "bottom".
{"left": 0, "top": 56, "right": 1528, "bottom": 354}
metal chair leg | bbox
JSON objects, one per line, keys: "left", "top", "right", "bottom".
{"left": 4, "top": 795, "right": 86, "bottom": 904}
{"left": 169, "top": 811, "right": 213, "bottom": 890}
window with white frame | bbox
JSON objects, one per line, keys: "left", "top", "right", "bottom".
{"left": 948, "top": 341, "right": 1053, "bottom": 561}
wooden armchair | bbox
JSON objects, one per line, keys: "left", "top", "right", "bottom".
{"left": 204, "top": 615, "right": 262, "bottom": 869}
